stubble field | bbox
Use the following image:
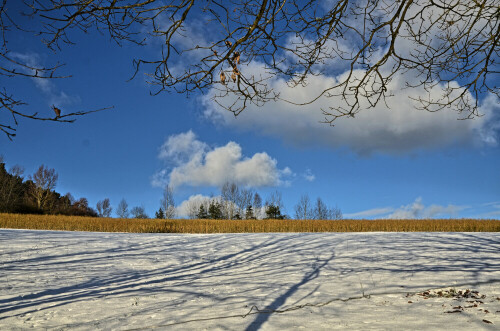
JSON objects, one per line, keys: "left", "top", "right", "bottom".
{"left": 1, "top": 213, "right": 499, "bottom": 233}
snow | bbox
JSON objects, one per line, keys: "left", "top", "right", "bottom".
{"left": 1, "top": 230, "right": 499, "bottom": 330}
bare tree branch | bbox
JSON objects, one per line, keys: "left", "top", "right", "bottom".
{"left": 1, "top": 0, "right": 498, "bottom": 139}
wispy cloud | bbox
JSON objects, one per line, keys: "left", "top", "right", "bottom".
{"left": 474, "top": 201, "right": 500, "bottom": 219}
{"left": 387, "top": 197, "right": 466, "bottom": 219}
{"left": 344, "top": 207, "right": 394, "bottom": 219}
{"left": 481, "top": 201, "right": 500, "bottom": 208}
{"left": 152, "top": 130, "right": 293, "bottom": 189}
{"left": 302, "top": 169, "right": 315, "bottom": 182}
{"left": 479, "top": 210, "right": 500, "bottom": 218}
{"left": 10, "top": 52, "right": 80, "bottom": 108}
{"left": 345, "top": 198, "right": 469, "bottom": 219}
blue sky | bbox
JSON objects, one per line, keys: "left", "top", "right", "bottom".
{"left": 1, "top": 2, "right": 499, "bottom": 219}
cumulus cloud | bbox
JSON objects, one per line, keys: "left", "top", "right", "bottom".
{"left": 158, "top": 130, "right": 207, "bottom": 164}
{"left": 176, "top": 194, "right": 211, "bottom": 218}
{"left": 153, "top": 130, "right": 291, "bottom": 188}
{"left": 203, "top": 61, "right": 499, "bottom": 155}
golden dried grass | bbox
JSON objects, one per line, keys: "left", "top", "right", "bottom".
{"left": 0, "top": 213, "right": 499, "bottom": 233}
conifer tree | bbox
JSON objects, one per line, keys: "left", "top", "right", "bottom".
{"left": 197, "top": 205, "right": 208, "bottom": 219}
{"left": 155, "top": 208, "right": 165, "bottom": 219}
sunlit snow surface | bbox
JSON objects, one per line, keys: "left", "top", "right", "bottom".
{"left": 1, "top": 230, "right": 499, "bottom": 330}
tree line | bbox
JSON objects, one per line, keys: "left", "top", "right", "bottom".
{"left": 152, "top": 182, "right": 342, "bottom": 221}
{"left": 0, "top": 157, "right": 97, "bottom": 216}
{"left": 1, "top": 157, "right": 342, "bottom": 220}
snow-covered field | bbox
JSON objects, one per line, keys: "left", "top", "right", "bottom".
{"left": 1, "top": 229, "right": 499, "bottom": 330}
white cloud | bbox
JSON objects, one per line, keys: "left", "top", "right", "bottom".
{"left": 176, "top": 194, "right": 211, "bottom": 218}
{"left": 203, "top": 61, "right": 499, "bottom": 155}
{"left": 281, "top": 167, "right": 293, "bottom": 176}
{"left": 345, "top": 198, "right": 468, "bottom": 219}
{"left": 153, "top": 131, "right": 292, "bottom": 188}
{"left": 387, "top": 198, "right": 466, "bottom": 219}
{"left": 344, "top": 207, "right": 394, "bottom": 219}
{"left": 150, "top": 169, "right": 168, "bottom": 188}
{"left": 475, "top": 201, "right": 500, "bottom": 219}
{"left": 302, "top": 169, "right": 315, "bottom": 182}
{"left": 480, "top": 210, "right": 500, "bottom": 218}
{"left": 10, "top": 52, "right": 80, "bottom": 108}
{"left": 158, "top": 130, "right": 207, "bottom": 164}
{"left": 481, "top": 201, "right": 500, "bottom": 208}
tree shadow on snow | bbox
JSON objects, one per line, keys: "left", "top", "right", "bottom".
{"left": 0, "top": 230, "right": 499, "bottom": 330}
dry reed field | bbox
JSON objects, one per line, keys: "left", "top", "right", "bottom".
{"left": 0, "top": 213, "right": 499, "bottom": 233}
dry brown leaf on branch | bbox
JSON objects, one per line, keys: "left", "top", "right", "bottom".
{"left": 233, "top": 52, "right": 240, "bottom": 64}
{"left": 220, "top": 72, "right": 226, "bottom": 85}
{"left": 231, "top": 67, "right": 240, "bottom": 82}
{"left": 52, "top": 105, "right": 61, "bottom": 118}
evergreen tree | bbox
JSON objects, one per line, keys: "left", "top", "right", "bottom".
{"left": 197, "top": 204, "right": 208, "bottom": 219}
{"left": 155, "top": 207, "right": 165, "bottom": 219}
{"left": 265, "top": 204, "right": 284, "bottom": 219}
{"left": 0, "top": 162, "right": 26, "bottom": 213}
{"left": 245, "top": 205, "right": 255, "bottom": 219}
{"left": 208, "top": 201, "right": 223, "bottom": 219}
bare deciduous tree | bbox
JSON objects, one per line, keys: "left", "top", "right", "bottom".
{"left": 131, "top": 205, "right": 148, "bottom": 219}
{"left": 8, "top": 164, "right": 24, "bottom": 178}
{"left": 116, "top": 198, "right": 129, "bottom": 218}
{"left": 313, "top": 197, "right": 343, "bottom": 220}
{"left": 314, "top": 197, "right": 330, "bottom": 220}
{"left": 185, "top": 199, "right": 202, "bottom": 219}
{"left": 2, "top": 1, "right": 496, "bottom": 139}
{"left": 253, "top": 192, "right": 263, "bottom": 219}
{"left": 160, "top": 185, "right": 175, "bottom": 219}
{"left": 238, "top": 188, "right": 254, "bottom": 219}
{"left": 329, "top": 205, "right": 343, "bottom": 220}
{"left": 72, "top": 197, "right": 97, "bottom": 216}
{"left": 28, "top": 165, "right": 58, "bottom": 211}
{"left": 221, "top": 181, "right": 240, "bottom": 219}
{"left": 295, "top": 194, "right": 314, "bottom": 220}
{"left": 96, "top": 198, "right": 113, "bottom": 217}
